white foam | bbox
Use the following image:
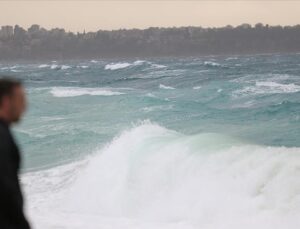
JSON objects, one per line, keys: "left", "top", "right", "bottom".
{"left": 234, "top": 81, "right": 300, "bottom": 96}
{"left": 226, "top": 57, "right": 239, "bottom": 60}
{"left": 0, "top": 67, "right": 9, "bottom": 70}
{"left": 38, "top": 64, "right": 50, "bottom": 68}
{"left": 142, "top": 105, "right": 174, "bottom": 112}
{"left": 10, "top": 65, "right": 18, "bottom": 69}
{"left": 231, "top": 74, "right": 297, "bottom": 84}
{"left": 133, "top": 60, "right": 146, "bottom": 65}
{"left": 1, "top": 66, "right": 19, "bottom": 70}
{"left": 193, "top": 86, "right": 202, "bottom": 90}
{"left": 24, "top": 122, "right": 300, "bottom": 229}
{"left": 50, "top": 64, "right": 59, "bottom": 70}
{"left": 256, "top": 81, "right": 300, "bottom": 93}
{"left": 77, "top": 65, "right": 89, "bottom": 69}
{"left": 61, "top": 65, "right": 71, "bottom": 70}
{"left": 48, "top": 65, "right": 72, "bottom": 70}
{"left": 104, "top": 60, "right": 146, "bottom": 70}
{"left": 50, "top": 87, "right": 124, "bottom": 97}
{"left": 159, "top": 84, "right": 175, "bottom": 90}
{"left": 204, "top": 61, "right": 221, "bottom": 67}
{"left": 105, "top": 62, "right": 132, "bottom": 70}
{"left": 151, "top": 64, "right": 167, "bottom": 69}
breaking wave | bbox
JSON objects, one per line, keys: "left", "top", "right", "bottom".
{"left": 204, "top": 61, "right": 221, "bottom": 67}
{"left": 50, "top": 87, "right": 125, "bottom": 97}
{"left": 24, "top": 122, "right": 300, "bottom": 229}
{"left": 159, "top": 84, "right": 175, "bottom": 90}
{"left": 104, "top": 60, "right": 146, "bottom": 70}
{"left": 233, "top": 81, "right": 300, "bottom": 96}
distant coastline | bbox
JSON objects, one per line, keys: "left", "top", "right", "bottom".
{"left": 0, "top": 23, "right": 300, "bottom": 60}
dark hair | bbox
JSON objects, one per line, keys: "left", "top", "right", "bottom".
{"left": 0, "top": 77, "right": 22, "bottom": 105}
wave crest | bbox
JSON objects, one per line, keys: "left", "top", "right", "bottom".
{"left": 233, "top": 81, "right": 300, "bottom": 96}
{"left": 50, "top": 87, "right": 125, "bottom": 97}
{"left": 57, "top": 122, "right": 300, "bottom": 227}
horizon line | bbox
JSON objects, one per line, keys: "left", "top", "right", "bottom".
{"left": 1, "top": 22, "right": 300, "bottom": 33}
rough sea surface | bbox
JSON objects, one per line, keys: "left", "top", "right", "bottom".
{"left": 1, "top": 54, "right": 300, "bottom": 229}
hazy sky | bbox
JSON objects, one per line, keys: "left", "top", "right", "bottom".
{"left": 0, "top": 1, "right": 300, "bottom": 32}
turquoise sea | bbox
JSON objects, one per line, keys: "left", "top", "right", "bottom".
{"left": 1, "top": 54, "right": 300, "bottom": 228}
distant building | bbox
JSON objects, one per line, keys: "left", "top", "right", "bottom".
{"left": 255, "top": 23, "right": 264, "bottom": 29}
{"left": 28, "top": 24, "right": 40, "bottom": 35}
{"left": 0, "top": 26, "right": 14, "bottom": 39}
{"left": 50, "top": 28, "right": 65, "bottom": 37}
{"left": 238, "top": 24, "right": 252, "bottom": 29}
{"left": 14, "top": 25, "right": 27, "bottom": 38}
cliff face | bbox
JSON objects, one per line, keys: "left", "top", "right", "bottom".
{"left": 1, "top": 24, "right": 300, "bottom": 60}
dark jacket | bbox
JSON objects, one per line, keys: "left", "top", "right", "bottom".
{"left": 0, "top": 119, "right": 30, "bottom": 229}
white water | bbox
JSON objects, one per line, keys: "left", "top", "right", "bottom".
{"left": 77, "top": 65, "right": 89, "bottom": 69}
{"left": 193, "top": 86, "right": 202, "bottom": 90}
{"left": 204, "top": 61, "right": 221, "bottom": 67}
{"left": 38, "top": 64, "right": 50, "bottom": 68}
{"left": 104, "top": 60, "right": 145, "bottom": 70}
{"left": 50, "top": 64, "right": 59, "bottom": 70}
{"left": 151, "top": 64, "right": 167, "bottom": 69}
{"left": 50, "top": 87, "right": 124, "bottom": 97}
{"left": 233, "top": 81, "right": 300, "bottom": 97}
{"left": 23, "top": 122, "right": 300, "bottom": 229}
{"left": 61, "top": 65, "right": 72, "bottom": 70}
{"left": 159, "top": 84, "right": 175, "bottom": 90}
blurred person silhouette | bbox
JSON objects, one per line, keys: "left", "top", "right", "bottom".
{"left": 0, "top": 78, "right": 30, "bottom": 229}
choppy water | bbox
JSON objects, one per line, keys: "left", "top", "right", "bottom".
{"left": 1, "top": 54, "right": 300, "bottom": 228}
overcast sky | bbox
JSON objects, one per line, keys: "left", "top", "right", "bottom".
{"left": 0, "top": 1, "right": 300, "bottom": 32}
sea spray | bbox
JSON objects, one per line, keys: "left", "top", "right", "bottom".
{"left": 24, "top": 123, "right": 300, "bottom": 228}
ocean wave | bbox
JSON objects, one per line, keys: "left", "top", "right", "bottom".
{"left": 77, "top": 65, "right": 89, "bottom": 69}
{"left": 159, "top": 84, "right": 175, "bottom": 90}
{"left": 233, "top": 81, "right": 300, "bottom": 96}
{"left": 105, "top": 62, "right": 132, "bottom": 70}
{"left": 61, "top": 65, "right": 71, "bottom": 70}
{"left": 50, "top": 87, "right": 125, "bottom": 97}
{"left": 151, "top": 63, "right": 167, "bottom": 69}
{"left": 0, "top": 67, "right": 9, "bottom": 70}
{"left": 232, "top": 73, "right": 297, "bottom": 84}
{"left": 64, "top": 123, "right": 300, "bottom": 226}
{"left": 226, "top": 57, "right": 239, "bottom": 61}
{"left": 141, "top": 105, "right": 174, "bottom": 112}
{"left": 1, "top": 65, "right": 19, "bottom": 70}
{"left": 104, "top": 60, "right": 146, "bottom": 70}
{"left": 38, "top": 64, "right": 50, "bottom": 68}
{"left": 204, "top": 61, "right": 221, "bottom": 67}
{"left": 193, "top": 86, "right": 202, "bottom": 90}
{"left": 257, "top": 100, "right": 300, "bottom": 115}
{"left": 24, "top": 122, "right": 300, "bottom": 229}
{"left": 133, "top": 60, "right": 146, "bottom": 65}
{"left": 50, "top": 64, "right": 60, "bottom": 70}
{"left": 46, "top": 64, "right": 72, "bottom": 70}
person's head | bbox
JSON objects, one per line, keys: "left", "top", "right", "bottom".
{"left": 0, "top": 78, "right": 27, "bottom": 125}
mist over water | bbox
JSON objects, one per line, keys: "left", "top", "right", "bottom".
{"left": 1, "top": 54, "right": 300, "bottom": 228}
